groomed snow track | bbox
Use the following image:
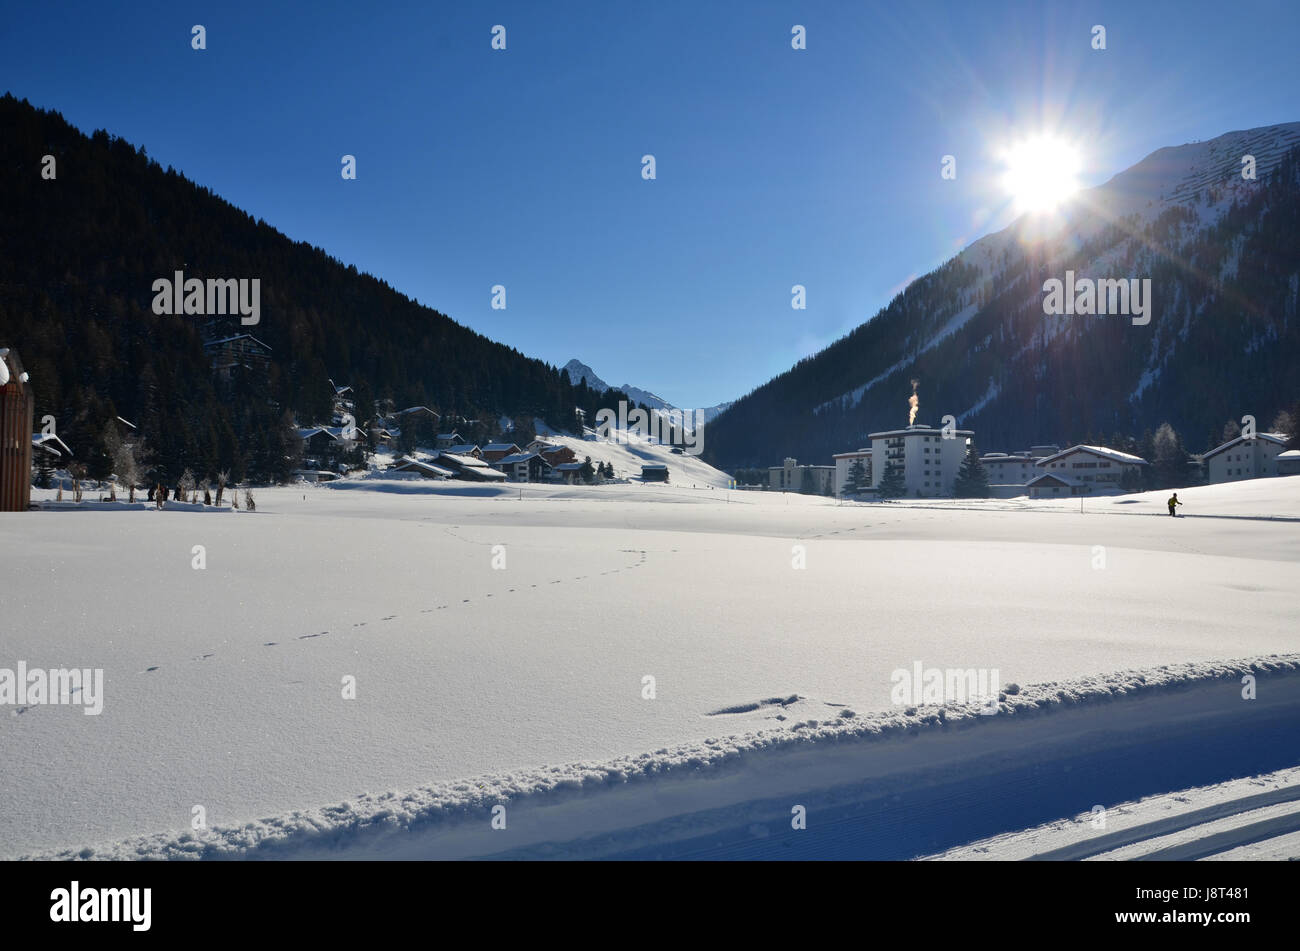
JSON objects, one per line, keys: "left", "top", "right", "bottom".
{"left": 30, "top": 656, "right": 1300, "bottom": 861}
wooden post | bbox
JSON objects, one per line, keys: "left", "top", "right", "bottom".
{"left": 0, "top": 348, "right": 35, "bottom": 512}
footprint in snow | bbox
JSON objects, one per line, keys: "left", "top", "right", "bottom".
{"left": 144, "top": 666, "right": 160, "bottom": 672}
{"left": 199, "top": 653, "right": 215, "bottom": 660}
{"left": 263, "top": 642, "right": 277, "bottom": 647}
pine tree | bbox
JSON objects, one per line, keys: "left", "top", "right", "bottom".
{"left": 953, "top": 445, "right": 990, "bottom": 498}
{"left": 877, "top": 463, "right": 905, "bottom": 499}
{"left": 843, "top": 459, "right": 867, "bottom": 496}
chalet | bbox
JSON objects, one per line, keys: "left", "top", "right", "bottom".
{"left": 298, "top": 427, "right": 340, "bottom": 458}
{"left": 1026, "top": 472, "right": 1083, "bottom": 498}
{"left": 1201, "top": 433, "right": 1289, "bottom": 483}
{"left": 1277, "top": 450, "right": 1300, "bottom": 476}
{"left": 538, "top": 444, "right": 577, "bottom": 466}
{"left": 551, "top": 461, "right": 585, "bottom": 484}
{"left": 480, "top": 443, "right": 522, "bottom": 464}
{"left": 495, "top": 451, "right": 551, "bottom": 483}
{"left": 298, "top": 426, "right": 359, "bottom": 469}
{"left": 0, "top": 347, "right": 34, "bottom": 511}
{"left": 1033, "top": 445, "right": 1148, "bottom": 494}
{"left": 203, "top": 334, "right": 272, "bottom": 380}
{"left": 435, "top": 432, "right": 464, "bottom": 449}
{"left": 446, "top": 444, "right": 482, "bottom": 458}
{"left": 388, "top": 456, "right": 453, "bottom": 480}
{"left": 395, "top": 406, "right": 440, "bottom": 423}
{"left": 433, "top": 451, "right": 507, "bottom": 482}
{"left": 640, "top": 463, "right": 669, "bottom": 483}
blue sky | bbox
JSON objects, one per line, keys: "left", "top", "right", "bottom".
{"left": 5, "top": 0, "right": 1298, "bottom": 407}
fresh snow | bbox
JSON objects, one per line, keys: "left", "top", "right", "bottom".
{"left": 4, "top": 476, "right": 1300, "bottom": 860}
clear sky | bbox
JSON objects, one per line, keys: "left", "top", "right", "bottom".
{"left": 5, "top": 0, "right": 1298, "bottom": 407}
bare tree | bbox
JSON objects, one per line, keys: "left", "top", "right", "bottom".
{"left": 179, "top": 468, "right": 196, "bottom": 503}
{"left": 70, "top": 463, "right": 85, "bottom": 504}
{"left": 245, "top": 489, "right": 256, "bottom": 512}
{"left": 216, "top": 471, "right": 228, "bottom": 507}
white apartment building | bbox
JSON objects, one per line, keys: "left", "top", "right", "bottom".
{"left": 1031, "top": 445, "right": 1147, "bottom": 495}
{"left": 1201, "top": 433, "right": 1289, "bottom": 483}
{"left": 869, "top": 423, "right": 973, "bottom": 497}
{"left": 979, "top": 453, "right": 1038, "bottom": 487}
{"left": 832, "top": 449, "right": 872, "bottom": 496}
{"left": 769, "top": 457, "right": 835, "bottom": 494}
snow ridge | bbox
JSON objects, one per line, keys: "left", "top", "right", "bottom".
{"left": 30, "top": 654, "right": 1300, "bottom": 861}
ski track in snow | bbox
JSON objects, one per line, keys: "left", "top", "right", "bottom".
{"left": 19, "top": 655, "right": 1300, "bottom": 861}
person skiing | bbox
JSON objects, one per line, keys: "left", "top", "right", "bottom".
{"left": 1167, "top": 492, "right": 1182, "bottom": 517}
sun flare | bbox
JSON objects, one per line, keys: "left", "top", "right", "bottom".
{"left": 1001, "top": 135, "right": 1083, "bottom": 214}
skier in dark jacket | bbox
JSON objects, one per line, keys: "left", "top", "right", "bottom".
{"left": 1167, "top": 493, "right": 1182, "bottom": 516}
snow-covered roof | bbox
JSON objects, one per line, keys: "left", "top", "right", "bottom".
{"left": 204, "top": 334, "right": 272, "bottom": 350}
{"left": 1035, "top": 445, "right": 1148, "bottom": 466}
{"left": 1026, "top": 472, "right": 1080, "bottom": 487}
{"left": 553, "top": 462, "right": 584, "bottom": 471}
{"left": 1278, "top": 449, "right": 1300, "bottom": 459}
{"left": 498, "top": 452, "right": 542, "bottom": 464}
{"left": 298, "top": 427, "right": 339, "bottom": 441}
{"left": 390, "top": 457, "right": 453, "bottom": 478}
{"left": 115, "top": 416, "right": 136, "bottom": 430}
{"left": 482, "top": 443, "right": 520, "bottom": 452}
{"left": 32, "top": 433, "right": 72, "bottom": 456}
{"left": 831, "top": 449, "right": 872, "bottom": 458}
{"left": 436, "top": 432, "right": 462, "bottom": 440}
{"left": 1201, "top": 432, "right": 1289, "bottom": 460}
{"left": 435, "top": 452, "right": 489, "bottom": 468}
{"left": 446, "top": 444, "right": 479, "bottom": 455}
{"left": 869, "top": 425, "right": 974, "bottom": 439}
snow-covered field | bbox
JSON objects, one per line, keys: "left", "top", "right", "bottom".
{"left": 2, "top": 474, "right": 1298, "bottom": 860}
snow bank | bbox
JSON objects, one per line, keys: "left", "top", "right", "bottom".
{"left": 26, "top": 655, "right": 1299, "bottom": 860}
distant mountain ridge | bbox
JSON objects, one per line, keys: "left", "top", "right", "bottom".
{"left": 562, "top": 359, "right": 733, "bottom": 426}
{"left": 703, "top": 121, "right": 1300, "bottom": 469}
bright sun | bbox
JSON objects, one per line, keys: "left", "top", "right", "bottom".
{"left": 1001, "top": 135, "right": 1082, "bottom": 214}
